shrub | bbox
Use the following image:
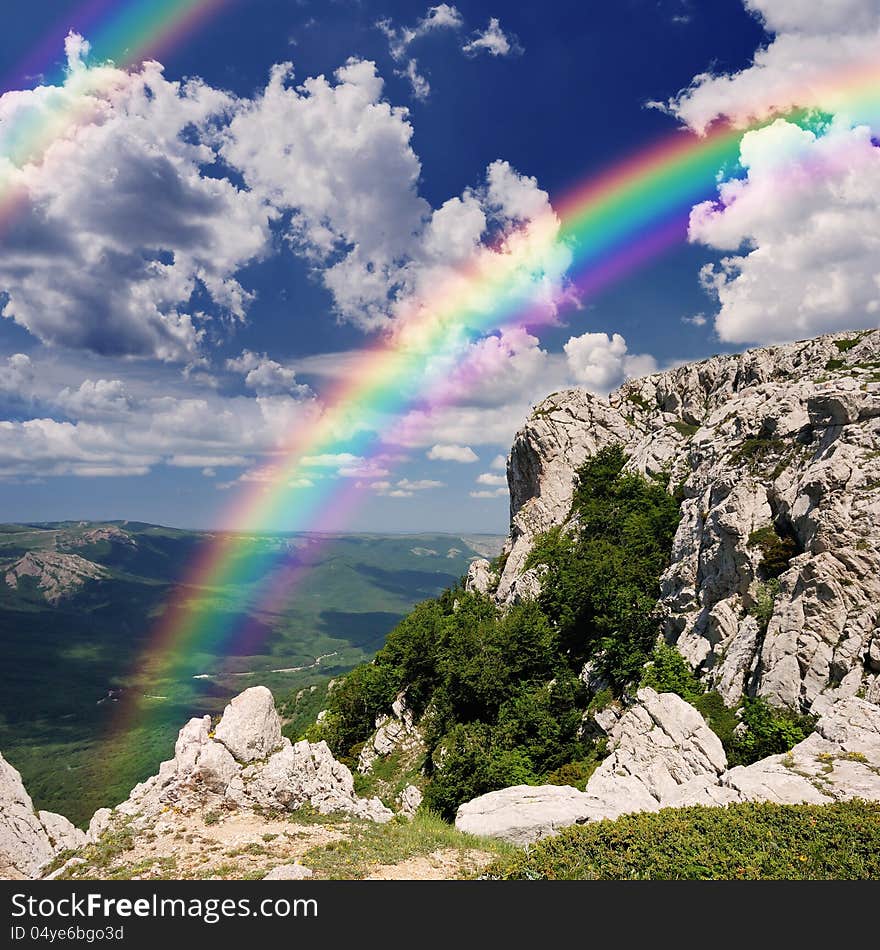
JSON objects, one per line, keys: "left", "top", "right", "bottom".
{"left": 640, "top": 643, "right": 703, "bottom": 704}
{"left": 486, "top": 801, "right": 880, "bottom": 880}
{"left": 728, "top": 696, "right": 816, "bottom": 767}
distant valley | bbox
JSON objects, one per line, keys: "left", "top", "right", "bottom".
{"left": 0, "top": 521, "right": 502, "bottom": 825}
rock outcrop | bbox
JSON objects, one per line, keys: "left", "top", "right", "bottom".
{"left": 4, "top": 551, "right": 107, "bottom": 604}
{"left": 495, "top": 330, "right": 880, "bottom": 714}
{"left": 114, "top": 687, "right": 392, "bottom": 826}
{"left": 455, "top": 690, "right": 880, "bottom": 844}
{"left": 0, "top": 753, "right": 84, "bottom": 878}
{"left": 357, "top": 692, "right": 422, "bottom": 775}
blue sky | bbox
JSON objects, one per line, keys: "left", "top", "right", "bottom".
{"left": 0, "top": 0, "right": 877, "bottom": 531}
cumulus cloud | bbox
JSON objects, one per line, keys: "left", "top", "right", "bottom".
{"left": 373, "top": 476, "right": 444, "bottom": 497}
{"left": 56, "top": 379, "right": 133, "bottom": 419}
{"left": 0, "top": 35, "right": 272, "bottom": 362}
{"left": 462, "top": 18, "right": 523, "bottom": 58}
{"left": 224, "top": 63, "right": 569, "bottom": 335}
{"left": 690, "top": 116, "right": 880, "bottom": 344}
{"left": 226, "top": 350, "right": 310, "bottom": 396}
{"left": 476, "top": 472, "right": 506, "bottom": 486}
{"left": 0, "top": 354, "right": 35, "bottom": 395}
{"left": 490, "top": 454, "right": 506, "bottom": 470}
{"left": 469, "top": 487, "right": 507, "bottom": 498}
{"left": 427, "top": 444, "right": 478, "bottom": 463}
{"left": 665, "top": 0, "right": 880, "bottom": 133}
{"left": 564, "top": 332, "right": 658, "bottom": 393}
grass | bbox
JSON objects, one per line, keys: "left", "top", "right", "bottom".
{"left": 485, "top": 801, "right": 880, "bottom": 880}
{"left": 301, "top": 810, "right": 519, "bottom": 879}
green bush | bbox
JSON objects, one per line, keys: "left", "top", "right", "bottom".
{"left": 640, "top": 643, "right": 704, "bottom": 704}
{"left": 728, "top": 697, "right": 816, "bottom": 767}
{"left": 487, "top": 801, "right": 880, "bottom": 879}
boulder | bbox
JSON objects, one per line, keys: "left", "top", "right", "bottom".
{"left": 214, "top": 686, "right": 283, "bottom": 764}
{"left": 398, "top": 784, "right": 423, "bottom": 818}
{"left": 456, "top": 785, "right": 599, "bottom": 846}
{"left": 464, "top": 559, "right": 495, "bottom": 596}
{"left": 263, "top": 863, "right": 313, "bottom": 880}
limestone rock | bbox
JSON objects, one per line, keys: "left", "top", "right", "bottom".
{"left": 95, "top": 686, "right": 392, "bottom": 835}
{"left": 39, "top": 811, "right": 87, "bottom": 853}
{"left": 721, "top": 697, "right": 880, "bottom": 805}
{"left": 214, "top": 686, "right": 283, "bottom": 764}
{"left": 496, "top": 330, "right": 880, "bottom": 713}
{"left": 0, "top": 752, "right": 55, "bottom": 877}
{"left": 398, "top": 784, "right": 423, "bottom": 818}
{"left": 456, "top": 689, "right": 727, "bottom": 843}
{"left": 245, "top": 739, "right": 392, "bottom": 822}
{"left": 587, "top": 688, "right": 728, "bottom": 806}
{"left": 358, "top": 691, "right": 422, "bottom": 774}
{"left": 263, "top": 863, "right": 313, "bottom": 880}
{"left": 457, "top": 692, "right": 880, "bottom": 844}
{"left": 464, "top": 559, "right": 495, "bottom": 596}
{"left": 456, "top": 785, "right": 599, "bottom": 846}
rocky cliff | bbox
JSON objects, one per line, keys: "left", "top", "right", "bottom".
{"left": 479, "top": 329, "right": 880, "bottom": 716}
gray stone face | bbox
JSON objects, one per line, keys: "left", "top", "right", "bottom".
{"left": 495, "top": 330, "right": 880, "bottom": 714}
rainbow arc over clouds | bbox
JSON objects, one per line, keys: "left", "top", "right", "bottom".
{"left": 2, "top": 1, "right": 880, "bottom": 733}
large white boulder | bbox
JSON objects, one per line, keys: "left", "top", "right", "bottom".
{"left": 214, "top": 686, "right": 284, "bottom": 764}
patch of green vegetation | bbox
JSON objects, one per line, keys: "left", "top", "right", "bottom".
{"left": 66, "top": 819, "right": 135, "bottom": 877}
{"left": 626, "top": 392, "right": 651, "bottom": 411}
{"left": 729, "top": 696, "right": 816, "bottom": 767}
{"left": 485, "top": 801, "right": 880, "bottom": 879}
{"left": 825, "top": 358, "right": 845, "bottom": 372}
{"left": 747, "top": 523, "right": 800, "bottom": 578}
{"left": 750, "top": 579, "right": 781, "bottom": 632}
{"left": 302, "top": 810, "right": 517, "bottom": 879}
{"left": 834, "top": 336, "right": 862, "bottom": 353}
{"left": 317, "top": 446, "right": 682, "bottom": 819}
{"left": 731, "top": 435, "right": 786, "bottom": 468}
{"left": 671, "top": 420, "right": 700, "bottom": 438}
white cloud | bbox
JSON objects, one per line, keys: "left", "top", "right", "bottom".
{"left": 427, "top": 443, "right": 479, "bottom": 463}
{"left": 0, "top": 354, "right": 34, "bottom": 394}
{"left": 56, "top": 379, "right": 132, "bottom": 419}
{"left": 396, "top": 478, "right": 444, "bottom": 490}
{"left": 564, "top": 332, "right": 658, "bottom": 393}
{"left": 469, "top": 487, "right": 507, "bottom": 498}
{"left": 476, "top": 472, "right": 506, "bottom": 486}
{"left": 690, "top": 117, "right": 880, "bottom": 343}
{"left": 682, "top": 313, "right": 707, "bottom": 327}
{"left": 462, "top": 18, "right": 523, "bottom": 58}
{"left": 490, "top": 454, "right": 506, "bottom": 470}
{"left": 0, "top": 36, "right": 272, "bottom": 361}
{"left": 665, "top": 0, "right": 880, "bottom": 133}
{"left": 224, "top": 63, "right": 569, "bottom": 335}
{"left": 226, "top": 350, "right": 310, "bottom": 396}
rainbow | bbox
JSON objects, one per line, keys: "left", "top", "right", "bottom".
{"left": 2, "top": 4, "right": 880, "bottom": 738}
